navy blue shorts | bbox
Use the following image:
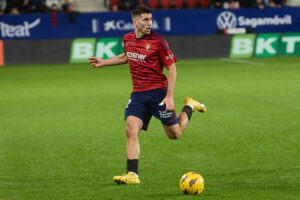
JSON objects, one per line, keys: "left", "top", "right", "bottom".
{"left": 124, "top": 87, "right": 179, "bottom": 130}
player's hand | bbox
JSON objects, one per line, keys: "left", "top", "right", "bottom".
{"left": 88, "top": 57, "right": 105, "bottom": 68}
{"left": 161, "top": 96, "right": 174, "bottom": 112}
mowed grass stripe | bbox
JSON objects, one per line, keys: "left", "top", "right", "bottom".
{"left": 0, "top": 56, "right": 299, "bottom": 200}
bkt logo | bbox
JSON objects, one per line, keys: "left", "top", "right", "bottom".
{"left": 70, "top": 37, "right": 125, "bottom": 63}
{"left": 0, "top": 18, "right": 40, "bottom": 38}
{"left": 216, "top": 11, "right": 292, "bottom": 29}
{"left": 230, "top": 33, "right": 300, "bottom": 58}
{"left": 217, "top": 11, "right": 237, "bottom": 29}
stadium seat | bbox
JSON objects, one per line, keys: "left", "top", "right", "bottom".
{"left": 147, "top": 0, "right": 159, "bottom": 9}
{"left": 109, "top": 0, "right": 121, "bottom": 10}
{"left": 199, "top": 0, "right": 211, "bottom": 8}
{"left": 160, "top": 0, "right": 171, "bottom": 9}
{"left": 186, "top": 0, "right": 198, "bottom": 8}
{"left": 173, "top": 0, "right": 184, "bottom": 9}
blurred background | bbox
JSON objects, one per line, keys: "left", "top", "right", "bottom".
{"left": 1, "top": 0, "right": 300, "bottom": 14}
{"left": 0, "top": 0, "right": 299, "bottom": 65}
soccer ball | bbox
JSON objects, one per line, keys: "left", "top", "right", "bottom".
{"left": 179, "top": 172, "right": 204, "bottom": 195}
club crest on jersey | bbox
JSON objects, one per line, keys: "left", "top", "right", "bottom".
{"left": 146, "top": 44, "right": 151, "bottom": 51}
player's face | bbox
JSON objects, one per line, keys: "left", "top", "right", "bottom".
{"left": 134, "top": 13, "right": 152, "bottom": 37}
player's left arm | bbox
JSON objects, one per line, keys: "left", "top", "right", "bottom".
{"left": 162, "top": 63, "right": 177, "bottom": 111}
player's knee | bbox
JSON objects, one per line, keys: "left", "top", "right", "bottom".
{"left": 167, "top": 130, "right": 182, "bottom": 139}
{"left": 126, "top": 127, "right": 132, "bottom": 138}
{"left": 168, "top": 134, "right": 179, "bottom": 139}
{"left": 126, "top": 126, "right": 138, "bottom": 138}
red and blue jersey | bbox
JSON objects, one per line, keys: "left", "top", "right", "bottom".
{"left": 123, "top": 32, "right": 177, "bottom": 92}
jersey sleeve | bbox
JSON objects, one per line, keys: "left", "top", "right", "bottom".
{"left": 158, "top": 38, "right": 177, "bottom": 67}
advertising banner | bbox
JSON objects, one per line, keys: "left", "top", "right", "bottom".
{"left": 1, "top": 7, "right": 300, "bottom": 40}
{"left": 2, "top": 33, "right": 299, "bottom": 65}
{"left": 70, "top": 32, "right": 300, "bottom": 63}
{"left": 230, "top": 32, "right": 300, "bottom": 58}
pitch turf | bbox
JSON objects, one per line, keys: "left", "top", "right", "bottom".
{"left": 0, "top": 56, "right": 299, "bottom": 200}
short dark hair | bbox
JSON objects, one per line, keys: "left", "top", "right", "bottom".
{"left": 131, "top": 6, "right": 152, "bottom": 18}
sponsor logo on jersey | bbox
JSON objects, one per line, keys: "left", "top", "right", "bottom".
{"left": 126, "top": 52, "right": 147, "bottom": 63}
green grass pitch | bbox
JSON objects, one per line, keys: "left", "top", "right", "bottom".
{"left": 0, "top": 56, "right": 299, "bottom": 200}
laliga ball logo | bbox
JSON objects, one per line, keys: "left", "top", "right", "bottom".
{"left": 179, "top": 172, "right": 204, "bottom": 195}
{"left": 217, "top": 11, "right": 237, "bottom": 29}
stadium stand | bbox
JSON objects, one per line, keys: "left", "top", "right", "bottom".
{"left": 2, "top": 0, "right": 297, "bottom": 14}
{"left": 223, "top": 0, "right": 239, "bottom": 9}
{"left": 160, "top": 0, "right": 172, "bottom": 9}
{"left": 109, "top": 0, "right": 121, "bottom": 11}
{"left": 119, "top": 0, "right": 140, "bottom": 10}
{"left": 72, "top": 0, "right": 106, "bottom": 12}
{"left": 147, "top": 0, "right": 159, "bottom": 9}
{"left": 237, "top": 0, "right": 253, "bottom": 7}
{"left": 286, "top": 0, "right": 300, "bottom": 6}
{"left": 0, "top": 0, "right": 6, "bottom": 10}
{"left": 199, "top": 0, "right": 211, "bottom": 8}
{"left": 186, "top": 0, "right": 198, "bottom": 8}
{"left": 211, "top": 0, "right": 225, "bottom": 8}
{"left": 173, "top": 0, "right": 185, "bottom": 9}
{"left": 46, "top": 0, "right": 61, "bottom": 7}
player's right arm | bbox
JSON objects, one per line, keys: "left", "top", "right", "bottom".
{"left": 88, "top": 53, "right": 128, "bottom": 68}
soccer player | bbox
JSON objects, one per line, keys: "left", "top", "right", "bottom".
{"left": 88, "top": 6, "right": 206, "bottom": 184}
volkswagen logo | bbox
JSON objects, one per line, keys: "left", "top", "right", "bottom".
{"left": 217, "top": 11, "right": 237, "bottom": 29}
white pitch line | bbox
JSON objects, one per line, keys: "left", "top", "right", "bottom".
{"left": 220, "top": 58, "right": 265, "bottom": 66}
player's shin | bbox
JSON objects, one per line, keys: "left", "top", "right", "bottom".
{"left": 181, "top": 106, "right": 193, "bottom": 121}
{"left": 127, "top": 159, "right": 138, "bottom": 175}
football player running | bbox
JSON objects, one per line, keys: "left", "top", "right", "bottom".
{"left": 89, "top": 6, "right": 206, "bottom": 184}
